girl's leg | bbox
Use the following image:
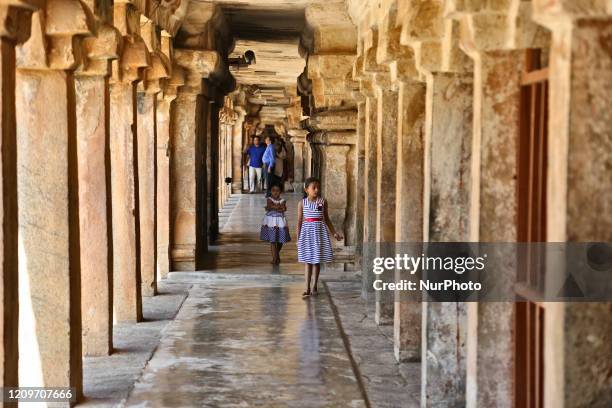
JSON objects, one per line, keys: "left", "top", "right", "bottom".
{"left": 270, "top": 243, "right": 277, "bottom": 264}
{"left": 303, "top": 264, "right": 313, "bottom": 297}
{"left": 312, "top": 264, "right": 321, "bottom": 294}
{"left": 276, "top": 243, "right": 283, "bottom": 264}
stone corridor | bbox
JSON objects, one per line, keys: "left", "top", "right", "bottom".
{"left": 107, "top": 193, "right": 413, "bottom": 407}
{"left": 1, "top": 0, "right": 610, "bottom": 407}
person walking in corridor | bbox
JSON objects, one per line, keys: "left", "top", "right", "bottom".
{"left": 296, "top": 177, "right": 343, "bottom": 297}
{"left": 260, "top": 183, "right": 291, "bottom": 264}
{"left": 244, "top": 136, "right": 267, "bottom": 193}
{"left": 262, "top": 135, "right": 276, "bottom": 197}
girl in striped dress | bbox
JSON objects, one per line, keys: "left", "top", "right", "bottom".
{"left": 297, "top": 177, "right": 343, "bottom": 297}
{"left": 260, "top": 183, "right": 291, "bottom": 264}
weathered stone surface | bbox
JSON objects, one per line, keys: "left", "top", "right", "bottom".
{"left": 469, "top": 51, "right": 523, "bottom": 408}
{"left": 171, "top": 92, "right": 199, "bottom": 271}
{"left": 76, "top": 75, "right": 113, "bottom": 356}
{"left": 156, "top": 94, "right": 173, "bottom": 280}
{"left": 394, "top": 81, "right": 426, "bottom": 363}
{"left": 538, "top": 16, "right": 612, "bottom": 408}
{"left": 16, "top": 68, "right": 83, "bottom": 395}
{"left": 137, "top": 90, "right": 158, "bottom": 297}
{"left": 110, "top": 80, "right": 142, "bottom": 323}
{"left": 374, "top": 88, "right": 397, "bottom": 326}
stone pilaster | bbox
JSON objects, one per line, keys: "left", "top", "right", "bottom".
{"left": 16, "top": 2, "right": 92, "bottom": 398}
{"left": 75, "top": 24, "right": 121, "bottom": 356}
{"left": 109, "top": 2, "right": 151, "bottom": 322}
{"left": 171, "top": 49, "right": 218, "bottom": 271}
{"left": 454, "top": 5, "right": 548, "bottom": 403}
{"left": 532, "top": 4, "right": 612, "bottom": 406}
{"left": 0, "top": 0, "right": 35, "bottom": 391}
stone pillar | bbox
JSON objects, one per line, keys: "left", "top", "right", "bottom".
{"left": 136, "top": 54, "right": 168, "bottom": 296}
{"left": 393, "top": 80, "right": 426, "bottom": 362}
{"left": 76, "top": 25, "right": 121, "bottom": 356}
{"left": 16, "top": 4, "right": 92, "bottom": 396}
{"left": 171, "top": 49, "right": 218, "bottom": 271}
{"left": 231, "top": 108, "right": 245, "bottom": 193}
{"left": 156, "top": 81, "right": 179, "bottom": 280}
{"left": 0, "top": 1, "right": 33, "bottom": 389}
{"left": 307, "top": 109, "right": 357, "bottom": 256}
{"left": 374, "top": 82, "right": 397, "bottom": 325}
{"left": 109, "top": 32, "right": 150, "bottom": 322}
{"left": 137, "top": 87, "right": 157, "bottom": 296}
{"left": 288, "top": 129, "right": 307, "bottom": 191}
{"left": 466, "top": 51, "right": 523, "bottom": 407}
{"left": 361, "top": 86, "right": 378, "bottom": 299}
{"left": 420, "top": 71, "right": 473, "bottom": 407}
{"left": 352, "top": 100, "right": 366, "bottom": 269}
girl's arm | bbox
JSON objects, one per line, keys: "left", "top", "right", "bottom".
{"left": 296, "top": 200, "right": 303, "bottom": 238}
{"left": 279, "top": 200, "right": 287, "bottom": 213}
{"left": 323, "top": 199, "right": 343, "bottom": 241}
{"left": 265, "top": 198, "right": 274, "bottom": 211}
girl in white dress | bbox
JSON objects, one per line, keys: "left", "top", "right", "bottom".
{"left": 260, "top": 183, "right": 291, "bottom": 264}
{"left": 297, "top": 177, "right": 343, "bottom": 297}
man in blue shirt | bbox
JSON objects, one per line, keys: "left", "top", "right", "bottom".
{"left": 262, "top": 135, "right": 277, "bottom": 197}
{"left": 244, "top": 136, "right": 266, "bottom": 193}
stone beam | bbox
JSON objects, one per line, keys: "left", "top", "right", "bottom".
{"left": 16, "top": 0, "right": 93, "bottom": 398}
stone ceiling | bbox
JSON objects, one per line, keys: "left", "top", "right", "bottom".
{"left": 180, "top": 0, "right": 348, "bottom": 124}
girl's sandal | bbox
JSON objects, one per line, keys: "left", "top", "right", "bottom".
{"left": 312, "top": 288, "right": 318, "bottom": 296}
{"left": 302, "top": 290, "right": 311, "bottom": 298}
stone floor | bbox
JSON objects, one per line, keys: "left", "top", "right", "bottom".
{"left": 82, "top": 192, "right": 418, "bottom": 407}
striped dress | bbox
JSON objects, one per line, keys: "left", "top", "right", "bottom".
{"left": 260, "top": 197, "right": 291, "bottom": 243}
{"left": 297, "top": 197, "right": 334, "bottom": 264}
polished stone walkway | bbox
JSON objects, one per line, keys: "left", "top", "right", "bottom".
{"left": 125, "top": 193, "right": 367, "bottom": 407}
{"left": 203, "top": 192, "right": 304, "bottom": 275}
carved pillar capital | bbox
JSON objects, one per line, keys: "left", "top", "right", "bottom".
{"left": 111, "top": 34, "right": 150, "bottom": 82}
{"left": 174, "top": 48, "right": 219, "bottom": 94}
{"left": 0, "top": 3, "right": 37, "bottom": 43}
{"left": 142, "top": 52, "right": 170, "bottom": 93}
{"left": 77, "top": 23, "right": 122, "bottom": 77}
{"left": 16, "top": 0, "right": 94, "bottom": 71}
